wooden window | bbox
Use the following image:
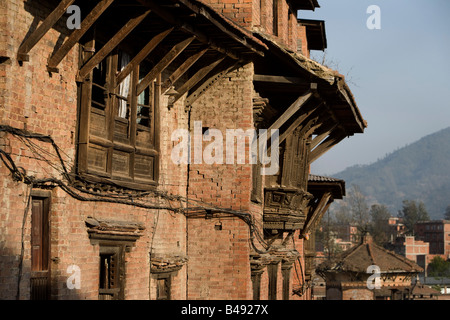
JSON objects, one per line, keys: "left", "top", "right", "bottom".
{"left": 273, "top": 0, "right": 278, "bottom": 36}
{"left": 78, "top": 33, "right": 159, "bottom": 190}
{"left": 99, "top": 245, "right": 125, "bottom": 300}
{"left": 30, "top": 195, "right": 50, "bottom": 300}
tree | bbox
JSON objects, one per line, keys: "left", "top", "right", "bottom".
{"left": 444, "top": 205, "right": 450, "bottom": 220}
{"left": 348, "top": 185, "right": 370, "bottom": 234}
{"left": 427, "top": 256, "right": 450, "bottom": 278}
{"left": 369, "top": 204, "right": 391, "bottom": 246}
{"left": 315, "top": 210, "right": 343, "bottom": 260}
{"left": 398, "top": 200, "right": 430, "bottom": 234}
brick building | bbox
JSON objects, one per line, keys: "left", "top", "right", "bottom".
{"left": 392, "top": 235, "right": 429, "bottom": 272}
{"left": 0, "top": 0, "right": 366, "bottom": 300}
{"left": 415, "top": 220, "right": 450, "bottom": 257}
{"left": 317, "top": 234, "right": 423, "bottom": 300}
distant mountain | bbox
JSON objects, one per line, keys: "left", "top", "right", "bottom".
{"left": 333, "top": 127, "right": 450, "bottom": 219}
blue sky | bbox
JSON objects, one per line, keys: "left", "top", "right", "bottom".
{"left": 299, "top": 0, "right": 450, "bottom": 175}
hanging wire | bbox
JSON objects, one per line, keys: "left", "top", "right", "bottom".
{"left": 0, "top": 124, "right": 271, "bottom": 254}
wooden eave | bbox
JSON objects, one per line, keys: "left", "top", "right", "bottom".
{"left": 307, "top": 174, "right": 345, "bottom": 199}
{"left": 297, "top": 19, "right": 327, "bottom": 51}
{"left": 18, "top": 0, "right": 266, "bottom": 70}
{"left": 288, "top": 0, "right": 320, "bottom": 11}
{"left": 252, "top": 30, "right": 367, "bottom": 137}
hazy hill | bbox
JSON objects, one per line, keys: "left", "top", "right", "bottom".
{"left": 334, "top": 127, "right": 450, "bottom": 219}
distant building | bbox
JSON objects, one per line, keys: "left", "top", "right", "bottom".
{"left": 410, "top": 280, "right": 440, "bottom": 300}
{"left": 415, "top": 220, "right": 450, "bottom": 257}
{"left": 317, "top": 233, "right": 423, "bottom": 300}
{"left": 392, "top": 235, "right": 429, "bottom": 272}
{"left": 388, "top": 217, "right": 406, "bottom": 242}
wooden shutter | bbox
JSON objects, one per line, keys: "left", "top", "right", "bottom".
{"left": 99, "top": 246, "right": 124, "bottom": 300}
{"left": 30, "top": 197, "right": 50, "bottom": 300}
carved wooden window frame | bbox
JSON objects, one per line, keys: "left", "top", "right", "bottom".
{"left": 77, "top": 30, "right": 159, "bottom": 190}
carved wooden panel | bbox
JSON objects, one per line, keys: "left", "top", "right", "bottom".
{"left": 263, "top": 187, "right": 313, "bottom": 230}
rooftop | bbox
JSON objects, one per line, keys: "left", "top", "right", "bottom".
{"left": 317, "top": 233, "right": 423, "bottom": 274}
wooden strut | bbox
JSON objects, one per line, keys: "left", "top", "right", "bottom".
{"left": 77, "top": 9, "right": 151, "bottom": 81}
{"left": 161, "top": 47, "right": 209, "bottom": 91}
{"left": 308, "top": 129, "right": 347, "bottom": 163}
{"left": 171, "top": 56, "right": 226, "bottom": 104}
{"left": 302, "top": 192, "right": 332, "bottom": 236}
{"left": 135, "top": 0, "right": 243, "bottom": 60}
{"left": 136, "top": 36, "right": 195, "bottom": 96}
{"left": 47, "top": 0, "right": 116, "bottom": 73}
{"left": 115, "top": 27, "right": 174, "bottom": 88}
{"left": 18, "top": 0, "right": 76, "bottom": 62}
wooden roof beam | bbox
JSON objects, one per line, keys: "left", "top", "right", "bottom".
{"left": 115, "top": 27, "right": 174, "bottom": 87}
{"left": 263, "top": 89, "right": 313, "bottom": 144}
{"left": 277, "top": 101, "right": 323, "bottom": 145}
{"left": 253, "top": 74, "right": 308, "bottom": 86}
{"left": 185, "top": 61, "right": 240, "bottom": 107}
{"left": 47, "top": 0, "right": 116, "bottom": 73}
{"left": 136, "top": 36, "right": 195, "bottom": 96}
{"left": 162, "top": 46, "right": 209, "bottom": 91}
{"left": 310, "top": 121, "right": 338, "bottom": 150}
{"left": 77, "top": 9, "right": 151, "bottom": 81}
{"left": 308, "top": 129, "right": 347, "bottom": 163}
{"left": 18, "top": 0, "right": 76, "bottom": 62}
{"left": 302, "top": 192, "right": 332, "bottom": 237}
{"left": 171, "top": 56, "right": 226, "bottom": 104}
{"left": 136, "top": 0, "right": 242, "bottom": 60}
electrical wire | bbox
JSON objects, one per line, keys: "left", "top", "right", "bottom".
{"left": 0, "top": 125, "right": 271, "bottom": 254}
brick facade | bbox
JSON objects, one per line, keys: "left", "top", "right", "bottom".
{"left": 0, "top": 0, "right": 364, "bottom": 301}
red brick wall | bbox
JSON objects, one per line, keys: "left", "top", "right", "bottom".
{"left": 201, "top": 0, "right": 299, "bottom": 51}
{"left": 186, "top": 63, "right": 254, "bottom": 299}
{"left": 296, "top": 24, "right": 310, "bottom": 58}
{"left": 0, "top": 0, "right": 188, "bottom": 300}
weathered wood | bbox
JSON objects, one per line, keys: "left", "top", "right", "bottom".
{"left": 277, "top": 102, "right": 323, "bottom": 145}
{"left": 18, "top": 0, "right": 76, "bottom": 62}
{"left": 261, "top": 91, "right": 313, "bottom": 145}
{"left": 47, "top": 0, "right": 115, "bottom": 72}
{"left": 310, "top": 122, "right": 338, "bottom": 150}
{"left": 78, "top": 10, "right": 151, "bottom": 81}
{"left": 302, "top": 192, "right": 332, "bottom": 236}
{"left": 253, "top": 74, "right": 308, "bottom": 86}
{"left": 308, "top": 130, "right": 347, "bottom": 163}
{"left": 116, "top": 28, "right": 173, "bottom": 87}
{"left": 136, "top": 37, "right": 195, "bottom": 96}
{"left": 136, "top": 0, "right": 244, "bottom": 60}
{"left": 77, "top": 36, "right": 96, "bottom": 173}
{"left": 185, "top": 61, "right": 239, "bottom": 106}
{"left": 171, "top": 56, "right": 225, "bottom": 104}
{"left": 162, "top": 47, "right": 208, "bottom": 90}
{"left": 268, "top": 91, "right": 313, "bottom": 133}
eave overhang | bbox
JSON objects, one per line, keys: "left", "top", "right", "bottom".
{"left": 288, "top": 0, "right": 320, "bottom": 11}
{"left": 253, "top": 30, "right": 367, "bottom": 136}
{"left": 308, "top": 174, "right": 345, "bottom": 199}
{"left": 297, "top": 19, "right": 327, "bottom": 51}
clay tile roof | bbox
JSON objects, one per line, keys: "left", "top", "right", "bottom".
{"left": 412, "top": 281, "right": 441, "bottom": 296}
{"left": 308, "top": 174, "right": 344, "bottom": 183}
{"left": 252, "top": 30, "right": 367, "bottom": 134}
{"left": 317, "top": 233, "right": 424, "bottom": 274}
